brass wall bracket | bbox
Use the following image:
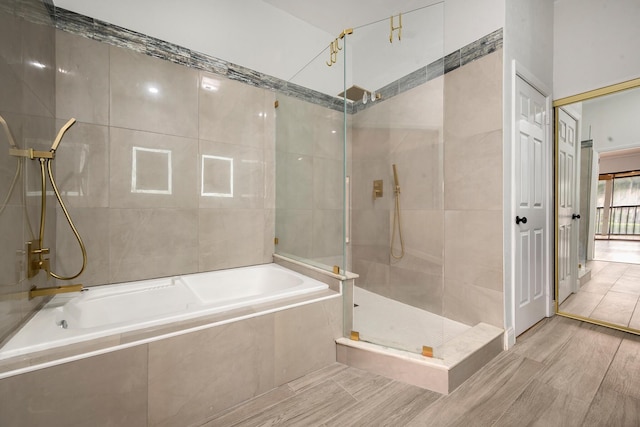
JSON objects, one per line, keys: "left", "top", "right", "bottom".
{"left": 9, "top": 148, "right": 53, "bottom": 159}
{"left": 390, "top": 13, "right": 402, "bottom": 43}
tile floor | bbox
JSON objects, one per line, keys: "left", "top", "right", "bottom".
{"left": 200, "top": 316, "right": 640, "bottom": 426}
{"left": 593, "top": 239, "right": 640, "bottom": 264}
{"left": 560, "top": 259, "right": 640, "bottom": 329}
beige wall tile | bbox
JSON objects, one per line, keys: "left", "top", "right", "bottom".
{"left": 0, "top": 205, "right": 23, "bottom": 288}
{"left": 148, "top": 317, "right": 275, "bottom": 426}
{"left": 388, "top": 266, "right": 444, "bottom": 314}
{"left": 21, "top": 20, "right": 55, "bottom": 117}
{"left": 199, "top": 73, "right": 267, "bottom": 148}
{"left": 275, "top": 209, "right": 312, "bottom": 258}
{"left": 352, "top": 209, "right": 390, "bottom": 247}
{"left": 109, "top": 208, "right": 198, "bottom": 282}
{"left": 55, "top": 30, "right": 109, "bottom": 125}
{"left": 444, "top": 210, "right": 503, "bottom": 294}
{"left": 109, "top": 127, "right": 198, "bottom": 209}
{"left": 198, "top": 139, "right": 264, "bottom": 209}
{"left": 444, "top": 278, "right": 504, "bottom": 328}
{"left": 263, "top": 209, "right": 275, "bottom": 263}
{"left": 444, "top": 129, "right": 503, "bottom": 210}
{"left": 275, "top": 95, "right": 315, "bottom": 155}
{"left": 110, "top": 46, "right": 198, "bottom": 138}
{"left": 444, "top": 50, "right": 502, "bottom": 140}
{"left": 390, "top": 128, "right": 443, "bottom": 211}
{"left": 352, "top": 258, "right": 390, "bottom": 295}
{"left": 55, "top": 207, "right": 109, "bottom": 286}
{"left": 54, "top": 121, "right": 109, "bottom": 208}
{"left": 0, "top": 346, "right": 148, "bottom": 426}
{"left": 276, "top": 151, "right": 313, "bottom": 210}
{"left": 352, "top": 158, "right": 393, "bottom": 211}
{"left": 274, "top": 297, "right": 342, "bottom": 385}
{"left": 264, "top": 148, "right": 276, "bottom": 209}
{"left": 199, "top": 208, "right": 265, "bottom": 271}
{"left": 313, "top": 108, "right": 343, "bottom": 160}
{"left": 311, "top": 208, "right": 343, "bottom": 259}
{"left": 313, "top": 156, "right": 343, "bottom": 210}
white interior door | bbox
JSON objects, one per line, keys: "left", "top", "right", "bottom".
{"left": 514, "top": 76, "right": 548, "bottom": 336}
{"left": 557, "top": 108, "right": 579, "bottom": 304}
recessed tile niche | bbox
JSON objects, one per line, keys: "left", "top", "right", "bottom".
{"left": 131, "top": 146, "right": 172, "bottom": 194}
{"left": 201, "top": 154, "right": 233, "bottom": 197}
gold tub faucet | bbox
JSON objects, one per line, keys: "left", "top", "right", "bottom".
{"left": 29, "top": 284, "right": 84, "bottom": 299}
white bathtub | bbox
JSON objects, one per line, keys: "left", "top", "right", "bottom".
{"left": 0, "top": 263, "right": 330, "bottom": 361}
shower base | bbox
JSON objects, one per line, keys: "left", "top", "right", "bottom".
{"left": 336, "top": 287, "right": 503, "bottom": 394}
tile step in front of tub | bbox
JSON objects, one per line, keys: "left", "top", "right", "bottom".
{"left": 336, "top": 322, "right": 503, "bottom": 395}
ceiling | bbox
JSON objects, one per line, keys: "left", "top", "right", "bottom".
{"left": 262, "top": 0, "right": 442, "bottom": 36}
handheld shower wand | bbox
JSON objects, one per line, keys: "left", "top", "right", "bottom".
{"left": 31, "top": 118, "right": 87, "bottom": 282}
{"left": 390, "top": 164, "right": 404, "bottom": 259}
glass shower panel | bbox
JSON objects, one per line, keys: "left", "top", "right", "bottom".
{"left": 348, "top": 4, "right": 450, "bottom": 354}
{"left": 274, "top": 40, "right": 347, "bottom": 272}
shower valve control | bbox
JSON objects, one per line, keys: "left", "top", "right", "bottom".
{"left": 373, "top": 180, "right": 383, "bottom": 199}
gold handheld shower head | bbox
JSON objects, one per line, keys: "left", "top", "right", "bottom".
{"left": 0, "top": 115, "right": 17, "bottom": 148}
{"left": 392, "top": 163, "right": 400, "bottom": 192}
{"left": 50, "top": 117, "right": 76, "bottom": 153}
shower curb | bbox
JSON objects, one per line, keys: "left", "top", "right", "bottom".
{"left": 336, "top": 322, "right": 503, "bottom": 394}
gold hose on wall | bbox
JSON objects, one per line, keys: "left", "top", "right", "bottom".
{"left": 7, "top": 116, "right": 88, "bottom": 288}
{"left": 390, "top": 164, "right": 404, "bottom": 259}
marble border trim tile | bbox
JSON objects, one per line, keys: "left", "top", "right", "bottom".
{"left": 7, "top": 0, "right": 55, "bottom": 25}
{"left": 351, "top": 28, "right": 503, "bottom": 113}
{"left": 48, "top": 4, "right": 502, "bottom": 114}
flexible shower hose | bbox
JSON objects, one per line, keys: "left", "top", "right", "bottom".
{"left": 38, "top": 157, "right": 87, "bottom": 280}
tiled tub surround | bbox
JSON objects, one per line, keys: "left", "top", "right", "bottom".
{"left": 0, "top": 259, "right": 347, "bottom": 426}
{"left": 52, "top": 30, "right": 276, "bottom": 287}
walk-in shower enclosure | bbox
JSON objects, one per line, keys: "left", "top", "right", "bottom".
{"left": 275, "top": 4, "right": 449, "bottom": 354}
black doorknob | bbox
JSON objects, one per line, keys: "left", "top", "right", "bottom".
{"left": 572, "top": 213, "right": 581, "bottom": 220}
{"left": 516, "top": 216, "right": 527, "bottom": 225}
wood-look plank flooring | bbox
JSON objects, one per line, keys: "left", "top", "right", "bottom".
{"left": 200, "top": 316, "right": 640, "bottom": 426}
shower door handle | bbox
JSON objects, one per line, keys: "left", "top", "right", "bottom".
{"left": 515, "top": 216, "right": 527, "bottom": 225}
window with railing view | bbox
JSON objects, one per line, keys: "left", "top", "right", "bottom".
{"left": 596, "top": 174, "right": 640, "bottom": 238}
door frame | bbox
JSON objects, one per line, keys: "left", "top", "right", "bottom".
{"left": 505, "top": 60, "right": 554, "bottom": 349}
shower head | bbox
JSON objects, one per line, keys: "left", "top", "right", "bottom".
{"left": 50, "top": 118, "right": 76, "bottom": 153}
{"left": 0, "top": 115, "right": 17, "bottom": 148}
{"left": 392, "top": 164, "right": 400, "bottom": 190}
